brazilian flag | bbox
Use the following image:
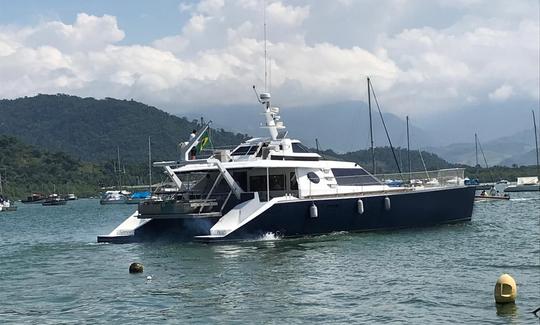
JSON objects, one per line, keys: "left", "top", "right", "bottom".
{"left": 196, "top": 131, "right": 212, "bottom": 151}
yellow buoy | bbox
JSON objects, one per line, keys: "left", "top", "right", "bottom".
{"left": 494, "top": 274, "right": 517, "bottom": 304}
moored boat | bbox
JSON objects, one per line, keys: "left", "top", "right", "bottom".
{"left": 42, "top": 194, "right": 67, "bottom": 206}
{"left": 0, "top": 195, "right": 17, "bottom": 212}
{"left": 65, "top": 193, "right": 78, "bottom": 200}
{"left": 504, "top": 177, "right": 540, "bottom": 192}
{"left": 126, "top": 191, "right": 151, "bottom": 204}
{"left": 21, "top": 192, "right": 47, "bottom": 204}
{"left": 99, "top": 190, "right": 129, "bottom": 205}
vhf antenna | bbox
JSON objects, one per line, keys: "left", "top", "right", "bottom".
{"left": 264, "top": 0, "right": 267, "bottom": 91}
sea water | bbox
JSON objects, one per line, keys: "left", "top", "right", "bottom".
{"left": 0, "top": 194, "right": 539, "bottom": 324}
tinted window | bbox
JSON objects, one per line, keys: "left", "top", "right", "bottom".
{"left": 233, "top": 171, "right": 248, "bottom": 191}
{"left": 249, "top": 175, "right": 267, "bottom": 191}
{"left": 247, "top": 146, "right": 259, "bottom": 155}
{"left": 332, "top": 168, "right": 381, "bottom": 186}
{"left": 269, "top": 175, "right": 285, "bottom": 190}
{"left": 292, "top": 143, "right": 311, "bottom": 153}
{"left": 307, "top": 172, "right": 320, "bottom": 184}
{"left": 231, "top": 146, "right": 251, "bottom": 156}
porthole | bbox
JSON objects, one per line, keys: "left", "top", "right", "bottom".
{"left": 307, "top": 172, "right": 320, "bottom": 184}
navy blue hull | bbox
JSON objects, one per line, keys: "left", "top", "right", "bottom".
{"left": 222, "top": 186, "right": 475, "bottom": 240}
{"left": 99, "top": 186, "right": 475, "bottom": 243}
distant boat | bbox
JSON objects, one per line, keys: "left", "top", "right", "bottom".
{"left": 42, "top": 194, "right": 67, "bottom": 206}
{"left": 0, "top": 195, "right": 17, "bottom": 212}
{"left": 126, "top": 191, "right": 151, "bottom": 204}
{"left": 504, "top": 177, "right": 540, "bottom": 192}
{"left": 0, "top": 174, "right": 17, "bottom": 212}
{"left": 23, "top": 193, "right": 47, "bottom": 203}
{"left": 100, "top": 190, "right": 128, "bottom": 205}
{"left": 504, "top": 110, "right": 540, "bottom": 192}
{"left": 65, "top": 193, "right": 78, "bottom": 200}
{"left": 475, "top": 188, "right": 510, "bottom": 201}
{"left": 21, "top": 193, "right": 47, "bottom": 204}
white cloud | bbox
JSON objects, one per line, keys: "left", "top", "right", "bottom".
{"left": 489, "top": 84, "right": 513, "bottom": 101}
{"left": 0, "top": 1, "right": 538, "bottom": 119}
{"left": 21, "top": 13, "right": 124, "bottom": 52}
{"left": 266, "top": 2, "right": 310, "bottom": 26}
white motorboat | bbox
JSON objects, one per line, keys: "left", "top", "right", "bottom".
{"left": 98, "top": 89, "right": 475, "bottom": 243}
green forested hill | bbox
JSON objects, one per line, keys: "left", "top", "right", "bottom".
{"left": 0, "top": 136, "right": 107, "bottom": 198}
{"left": 0, "top": 94, "right": 247, "bottom": 162}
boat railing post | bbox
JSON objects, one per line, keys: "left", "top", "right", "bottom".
{"left": 266, "top": 167, "right": 270, "bottom": 202}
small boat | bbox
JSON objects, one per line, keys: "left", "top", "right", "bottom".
{"left": 42, "top": 194, "right": 67, "bottom": 206}
{"left": 475, "top": 188, "right": 510, "bottom": 201}
{"left": 504, "top": 110, "right": 540, "bottom": 192}
{"left": 0, "top": 195, "right": 17, "bottom": 212}
{"left": 21, "top": 192, "right": 47, "bottom": 204}
{"left": 504, "top": 177, "right": 540, "bottom": 192}
{"left": 126, "top": 191, "right": 151, "bottom": 204}
{"left": 65, "top": 193, "right": 78, "bottom": 200}
{"left": 99, "top": 190, "right": 128, "bottom": 205}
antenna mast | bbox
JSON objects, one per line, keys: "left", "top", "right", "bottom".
{"left": 264, "top": 0, "right": 267, "bottom": 91}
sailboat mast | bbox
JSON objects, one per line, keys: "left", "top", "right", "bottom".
{"left": 475, "top": 133, "right": 478, "bottom": 167}
{"left": 117, "top": 146, "right": 122, "bottom": 189}
{"left": 406, "top": 116, "right": 411, "bottom": 179}
{"left": 533, "top": 109, "right": 539, "bottom": 176}
{"left": 367, "top": 77, "right": 375, "bottom": 174}
{"left": 148, "top": 136, "right": 152, "bottom": 193}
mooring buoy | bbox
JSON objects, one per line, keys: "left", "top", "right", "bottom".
{"left": 129, "top": 262, "right": 144, "bottom": 274}
{"left": 494, "top": 273, "right": 517, "bottom": 304}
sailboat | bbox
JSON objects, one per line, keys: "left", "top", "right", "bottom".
{"left": 504, "top": 109, "right": 540, "bottom": 192}
{"left": 126, "top": 137, "right": 153, "bottom": 204}
{"left": 0, "top": 172, "right": 17, "bottom": 212}
{"left": 470, "top": 134, "right": 510, "bottom": 200}
{"left": 100, "top": 147, "right": 129, "bottom": 204}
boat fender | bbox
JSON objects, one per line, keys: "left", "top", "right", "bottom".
{"left": 310, "top": 203, "right": 318, "bottom": 218}
{"left": 384, "top": 197, "right": 391, "bottom": 211}
{"left": 357, "top": 199, "right": 364, "bottom": 214}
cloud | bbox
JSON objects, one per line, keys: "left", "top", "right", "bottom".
{"left": 21, "top": 13, "right": 124, "bottom": 52}
{"left": 266, "top": 2, "right": 310, "bottom": 26}
{"left": 489, "top": 84, "right": 513, "bottom": 101}
{"left": 0, "top": 1, "right": 538, "bottom": 119}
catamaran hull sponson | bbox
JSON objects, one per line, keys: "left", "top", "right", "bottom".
{"left": 99, "top": 186, "right": 474, "bottom": 243}
{"left": 201, "top": 186, "right": 475, "bottom": 242}
{"left": 97, "top": 217, "right": 221, "bottom": 243}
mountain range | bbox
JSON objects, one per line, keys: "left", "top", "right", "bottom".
{"left": 429, "top": 129, "right": 539, "bottom": 167}
{"left": 1, "top": 94, "right": 537, "bottom": 168}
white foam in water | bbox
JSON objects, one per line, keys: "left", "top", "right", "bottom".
{"left": 510, "top": 198, "right": 535, "bottom": 202}
{"left": 258, "top": 232, "right": 282, "bottom": 241}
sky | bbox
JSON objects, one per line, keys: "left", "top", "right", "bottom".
{"left": 0, "top": 0, "right": 539, "bottom": 143}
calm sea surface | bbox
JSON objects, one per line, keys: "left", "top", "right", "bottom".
{"left": 1, "top": 193, "right": 539, "bottom": 324}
